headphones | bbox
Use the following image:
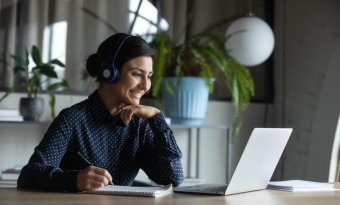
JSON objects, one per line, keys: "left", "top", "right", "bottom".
{"left": 98, "top": 34, "right": 132, "bottom": 83}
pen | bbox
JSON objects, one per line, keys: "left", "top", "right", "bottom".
{"left": 77, "top": 151, "right": 92, "bottom": 166}
{"left": 77, "top": 151, "right": 114, "bottom": 185}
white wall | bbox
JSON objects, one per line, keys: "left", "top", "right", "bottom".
{"left": 0, "top": 93, "right": 85, "bottom": 172}
{"left": 271, "top": 0, "right": 340, "bottom": 182}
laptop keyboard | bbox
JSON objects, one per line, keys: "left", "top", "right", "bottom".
{"left": 175, "top": 184, "right": 228, "bottom": 193}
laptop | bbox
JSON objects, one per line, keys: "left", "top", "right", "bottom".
{"left": 174, "top": 128, "right": 293, "bottom": 195}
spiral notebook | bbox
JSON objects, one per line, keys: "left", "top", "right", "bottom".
{"left": 81, "top": 184, "right": 173, "bottom": 197}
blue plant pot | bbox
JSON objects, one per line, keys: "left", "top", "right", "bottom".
{"left": 161, "top": 77, "right": 209, "bottom": 125}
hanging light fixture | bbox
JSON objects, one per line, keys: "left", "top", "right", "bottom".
{"left": 224, "top": 1, "right": 274, "bottom": 67}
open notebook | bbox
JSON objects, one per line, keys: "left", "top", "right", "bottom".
{"left": 81, "top": 184, "right": 173, "bottom": 198}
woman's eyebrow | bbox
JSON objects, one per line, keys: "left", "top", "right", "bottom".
{"left": 131, "top": 67, "right": 153, "bottom": 75}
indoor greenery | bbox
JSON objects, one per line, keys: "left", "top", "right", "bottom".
{"left": 148, "top": 31, "right": 254, "bottom": 142}
{"left": 81, "top": 4, "right": 254, "bottom": 142}
{"left": 0, "top": 45, "right": 69, "bottom": 118}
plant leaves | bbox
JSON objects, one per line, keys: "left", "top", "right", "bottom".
{"left": 38, "top": 65, "right": 58, "bottom": 78}
{"left": 151, "top": 32, "right": 171, "bottom": 97}
{"left": 50, "top": 59, "right": 65, "bottom": 67}
{"left": 47, "top": 80, "right": 68, "bottom": 91}
{"left": 49, "top": 94, "right": 56, "bottom": 119}
{"left": 149, "top": 31, "right": 255, "bottom": 143}
{"left": 31, "top": 45, "right": 43, "bottom": 66}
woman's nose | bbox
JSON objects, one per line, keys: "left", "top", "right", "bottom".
{"left": 139, "top": 76, "right": 150, "bottom": 90}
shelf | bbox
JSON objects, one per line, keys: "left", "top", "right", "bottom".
{"left": 0, "top": 121, "right": 51, "bottom": 125}
{"left": 170, "top": 124, "right": 229, "bottom": 130}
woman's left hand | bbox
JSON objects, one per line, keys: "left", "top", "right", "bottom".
{"left": 119, "top": 105, "right": 160, "bottom": 125}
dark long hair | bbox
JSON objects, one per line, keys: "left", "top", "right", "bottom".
{"left": 86, "top": 33, "right": 154, "bottom": 81}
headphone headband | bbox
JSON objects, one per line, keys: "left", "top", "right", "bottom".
{"left": 111, "top": 35, "right": 132, "bottom": 69}
{"left": 99, "top": 34, "right": 132, "bottom": 83}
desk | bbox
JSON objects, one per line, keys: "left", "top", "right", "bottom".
{"left": 1, "top": 188, "right": 339, "bottom": 205}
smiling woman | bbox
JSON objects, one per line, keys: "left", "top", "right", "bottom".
{"left": 85, "top": 33, "right": 155, "bottom": 112}
{"left": 17, "top": 33, "right": 184, "bottom": 192}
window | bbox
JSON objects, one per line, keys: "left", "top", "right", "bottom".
{"left": 42, "top": 21, "right": 67, "bottom": 80}
{"left": 129, "top": 0, "right": 168, "bottom": 41}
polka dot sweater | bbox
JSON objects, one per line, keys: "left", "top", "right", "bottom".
{"left": 17, "top": 91, "right": 184, "bottom": 192}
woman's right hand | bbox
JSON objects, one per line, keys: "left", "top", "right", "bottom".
{"left": 76, "top": 166, "right": 113, "bottom": 191}
{"left": 119, "top": 104, "right": 160, "bottom": 125}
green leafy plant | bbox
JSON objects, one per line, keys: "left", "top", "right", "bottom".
{"left": 148, "top": 31, "right": 254, "bottom": 142}
{"left": 0, "top": 45, "right": 69, "bottom": 118}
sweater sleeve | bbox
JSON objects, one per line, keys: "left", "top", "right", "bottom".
{"left": 139, "top": 113, "right": 184, "bottom": 186}
{"left": 17, "top": 110, "right": 79, "bottom": 192}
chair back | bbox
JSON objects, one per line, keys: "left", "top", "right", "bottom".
{"left": 329, "top": 114, "right": 340, "bottom": 182}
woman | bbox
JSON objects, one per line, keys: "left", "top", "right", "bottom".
{"left": 17, "top": 33, "right": 184, "bottom": 192}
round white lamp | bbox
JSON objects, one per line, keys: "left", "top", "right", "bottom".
{"left": 225, "top": 16, "right": 275, "bottom": 67}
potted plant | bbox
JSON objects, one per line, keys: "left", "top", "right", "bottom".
{"left": 0, "top": 45, "right": 68, "bottom": 121}
{"left": 148, "top": 30, "right": 254, "bottom": 142}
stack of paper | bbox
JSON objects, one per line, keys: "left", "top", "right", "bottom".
{"left": 267, "top": 180, "right": 337, "bottom": 192}
{"left": 0, "top": 179, "right": 17, "bottom": 188}
{"left": 0, "top": 166, "right": 21, "bottom": 188}
{"left": 0, "top": 109, "right": 23, "bottom": 122}
{"left": 1, "top": 166, "right": 22, "bottom": 180}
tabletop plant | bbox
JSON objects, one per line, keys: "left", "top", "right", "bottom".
{"left": 0, "top": 45, "right": 69, "bottom": 119}
{"left": 148, "top": 30, "right": 254, "bottom": 142}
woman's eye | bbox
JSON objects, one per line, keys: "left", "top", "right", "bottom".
{"left": 132, "top": 72, "right": 142, "bottom": 77}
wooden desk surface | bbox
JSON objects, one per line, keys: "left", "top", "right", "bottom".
{"left": 1, "top": 188, "right": 339, "bottom": 205}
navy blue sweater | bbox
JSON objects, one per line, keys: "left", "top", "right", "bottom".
{"left": 17, "top": 91, "right": 184, "bottom": 192}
